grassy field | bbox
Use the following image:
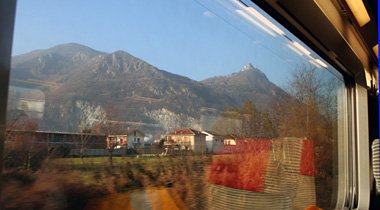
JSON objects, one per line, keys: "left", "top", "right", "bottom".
{"left": 3, "top": 153, "right": 323, "bottom": 210}
{"left": 52, "top": 155, "right": 210, "bottom": 168}
{"left": 2, "top": 155, "right": 211, "bottom": 210}
{"left": 52, "top": 156, "right": 134, "bottom": 166}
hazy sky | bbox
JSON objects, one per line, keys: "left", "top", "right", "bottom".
{"left": 12, "top": 0, "right": 327, "bottom": 85}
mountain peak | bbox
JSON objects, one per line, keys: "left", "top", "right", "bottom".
{"left": 52, "top": 42, "right": 88, "bottom": 49}
{"left": 241, "top": 63, "right": 254, "bottom": 72}
{"left": 112, "top": 50, "right": 129, "bottom": 55}
{"left": 238, "top": 63, "right": 267, "bottom": 80}
{"left": 49, "top": 43, "right": 102, "bottom": 53}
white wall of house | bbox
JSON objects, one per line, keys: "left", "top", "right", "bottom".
{"left": 127, "top": 131, "right": 144, "bottom": 149}
{"left": 107, "top": 135, "right": 128, "bottom": 149}
{"left": 202, "top": 131, "right": 224, "bottom": 153}
{"left": 165, "top": 133, "right": 206, "bottom": 154}
{"left": 212, "top": 137, "right": 224, "bottom": 153}
{"left": 224, "top": 138, "right": 237, "bottom": 145}
{"left": 193, "top": 134, "right": 206, "bottom": 154}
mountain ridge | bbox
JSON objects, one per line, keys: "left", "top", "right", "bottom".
{"left": 9, "top": 43, "right": 287, "bottom": 134}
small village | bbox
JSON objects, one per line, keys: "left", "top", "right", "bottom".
{"left": 5, "top": 127, "right": 263, "bottom": 157}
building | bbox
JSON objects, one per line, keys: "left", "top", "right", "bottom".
{"left": 165, "top": 128, "right": 206, "bottom": 154}
{"left": 223, "top": 135, "right": 237, "bottom": 146}
{"left": 106, "top": 134, "right": 128, "bottom": 149}
{"left": 201, "top": 131, "right": 224, "bottom": 153}
{"left": 5, "top": 130, "right": 107, "bottom": 156}
{"left": 127, "top": 129, "right": 145, "bottom": 149}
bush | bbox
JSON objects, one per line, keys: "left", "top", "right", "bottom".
{"left": 1, "top": 172, "right": 109, "bottom": 210}
{"left": 3, "top": 142, "right": 48, "bottom": 171}
{"left": 126, "top": 148, "right": 139, "bottom": 155}
{"left": 51, "top": 145, "right": 71, "bottom": 158}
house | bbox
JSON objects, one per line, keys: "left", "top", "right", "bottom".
{"left": 218, "top": 137, "right": 272, "bottom": 154}
{"left": 223, "top": 135, "right": 237, "bottom": 146}
{"left": 214, "top": 135, "right": 238, "bottom": 154}
{"left": 106, "top": 134, "right": 128, "bottom": 150}
{"left": 127, "top": 129, "right": 145, "bottom": 149}
{"left": 105, "top": 129, "right": 145, "bottom": 152}
{"left": 6, "top": 130, "right": 108, "bottom": 156}
{"left": 165, "top": 128, "right": 206, "bottom": 154}
{"left": 201, "top": 131, "right": 224, "bottom": 153}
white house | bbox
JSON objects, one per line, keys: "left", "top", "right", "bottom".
{"left": 106, "top": 134, "right": 128, "bottom": 149}
{"left": 165, "top": 128, "right": 207, "bottom": 154}
{"left": 127, "top": 129, "right": 145, "bottom": 149}
{"left": 201, "top": 131, "right": 224, "bottom": 153}
{"left": 223, "top": 135, "right": 237, "bottom": 146}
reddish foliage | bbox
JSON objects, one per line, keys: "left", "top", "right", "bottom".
{"left": 305, "top": 205, "right": 322, "bottom": 210}
{"left": 208, "top": 140, "right": 272, "bottom": 192}
{"left": 300, "top": 139, "right": 315, "bottom": 176}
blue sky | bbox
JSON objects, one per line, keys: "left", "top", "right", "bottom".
{"left": 12, "top": 0, "right": 327, "bottom": 85}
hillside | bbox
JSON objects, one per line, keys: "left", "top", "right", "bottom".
{"left": 201, "top": 63, "right": 287, "bottom": 110}
{"left": 9, "top": 43, "right": 287, "bottom": 134}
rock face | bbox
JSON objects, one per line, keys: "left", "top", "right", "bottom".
{"left": 9, "top": 43, "right": 287, "bottom": 134}
{"left": 201, "top": 63, "right": 287, "bottom": 111}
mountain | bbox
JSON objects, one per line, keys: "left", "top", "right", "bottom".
{"left": 9, "top": 43, "right": 286, "bottom": 134}
{"left": 44, "top": 50, "right": 234, "bottom": 132}
{"left": 201, "top": 64, "right": 287, "bottom": 110}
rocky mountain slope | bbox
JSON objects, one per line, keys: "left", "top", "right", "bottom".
{"left": 201, "top": 63, "right": 287, "bottom": 110}
{"left": 9, "top": 43, "right": 287, "bottom": 134}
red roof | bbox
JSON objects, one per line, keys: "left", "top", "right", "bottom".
{"left": 166, "top": 128, "right": 203, "bottom": 136}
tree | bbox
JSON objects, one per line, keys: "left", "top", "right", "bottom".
{"left": 4, "top": 119, "right": 47, "bottom": 170}
{"left": 274, "top": 65, "right": 336, "bottom": 140}
{"left": 93, "top": 105, "right": 124, "bottom": 167}
{"left": 212, "top": 101, "right": 277, "bottom": 138}
{"left": 158, "top": 138, "right": 165, "bottom": 149}
{"left": 76, "top": 100, "right": 106, "bottom": 162}
{"left": 273, "top": 65, "right": 342, "bottom": 207}
{"left": 260, "top": 112, "right": 278, "bottom": 138}
{"left": 240, "top": 101, "right": 259, "bottom": 137}
{"left": 78, "top": 127, "right": 93, "bottom": 162}
{"left": 212, "top": 108, "right": 242, "bottom": 137}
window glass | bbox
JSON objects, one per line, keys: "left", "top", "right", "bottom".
{"left": 4, "top": 0, "right": 345, "bottom": 209}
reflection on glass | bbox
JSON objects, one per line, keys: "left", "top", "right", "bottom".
{"left": 3, "top": 0, "right": 345, "bottom": 210}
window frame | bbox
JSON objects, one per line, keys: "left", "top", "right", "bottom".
{"left": 0, "top": 0, "right": 375, "bottom": 209}
{"left": 250, "top": 0, "right": 375, "bottom": 209}
{"left": 0, "top": 0, "right": 17, "bottom": 204}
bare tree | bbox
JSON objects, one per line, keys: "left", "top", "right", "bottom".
{"left": 93, "top": 105, "right": 124, "bottom": 167}
{"left": 4, "top": 119, "right": 47, "bottom": 171}
{"left": 274, "top": 65, "right": 336, "bottom": 140}
{"left": 76, "top": 100, "right": 106, "bottom": 162}
{"left": 212, "top": 108, "right": 242, "bottom": 137}
{"left": 212, "top": 101, "right": 277, "bottom": 138}
{"left": 77, "top": 127, "right": 93, "bottom": 162}
{"left": 105, "top": 135, "right": 120, "bottom": 166}
{"left": 273, "top": 65, "right": 342, "bottom": 207}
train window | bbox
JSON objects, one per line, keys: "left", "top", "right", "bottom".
{"left": 3, "top": 0, "right": 348, "bottom": 209}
